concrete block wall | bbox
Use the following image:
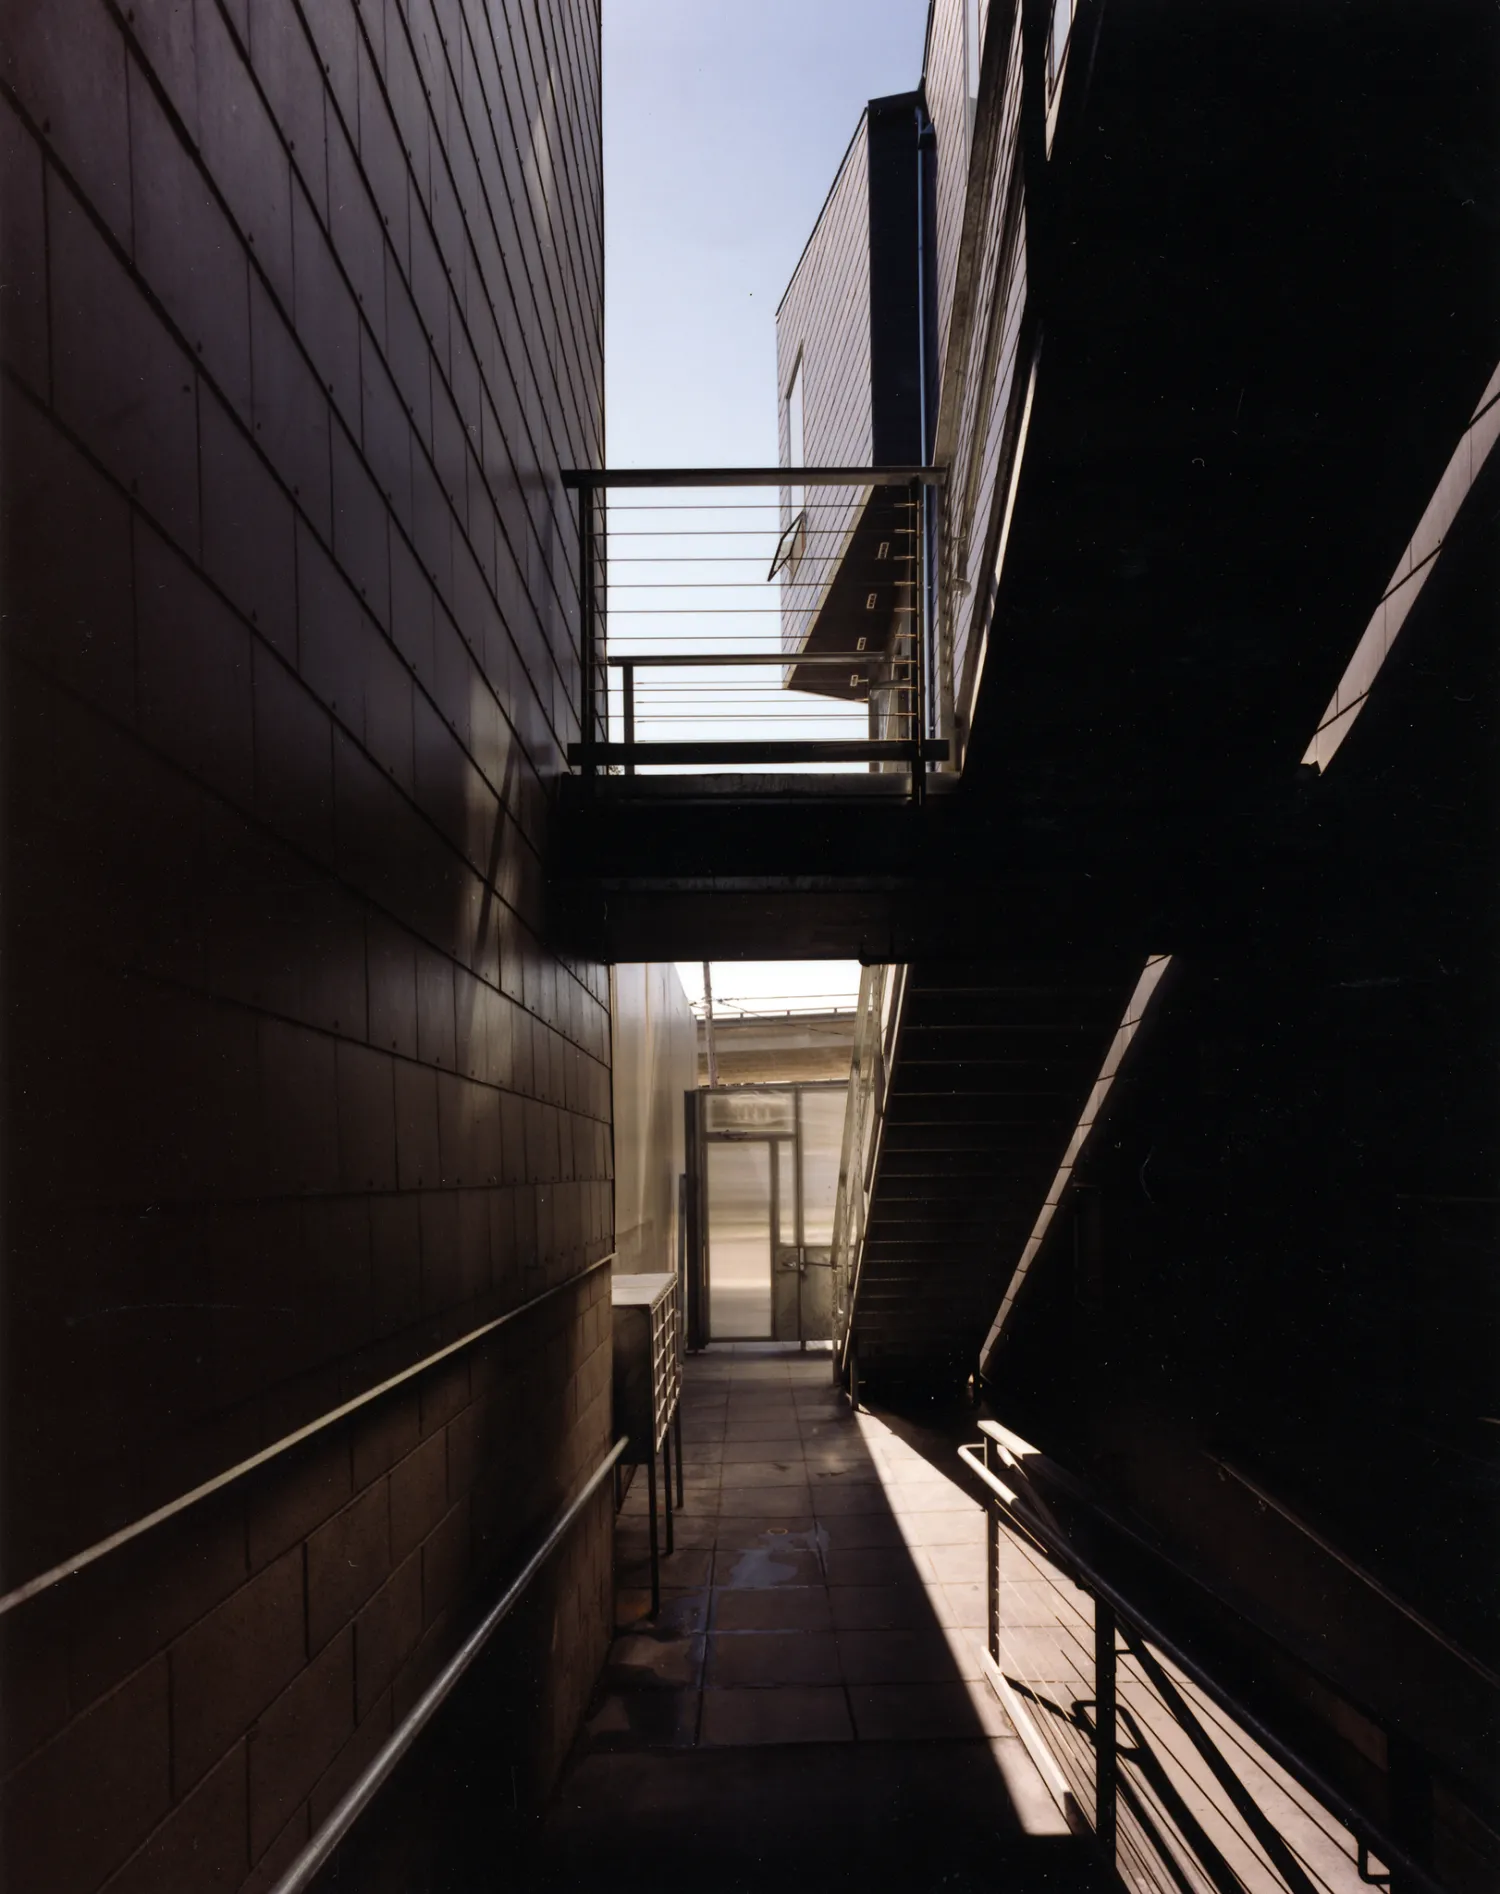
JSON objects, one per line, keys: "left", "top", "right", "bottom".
{"left": 0, "top": 0, "right": 610, "bottom": 1887}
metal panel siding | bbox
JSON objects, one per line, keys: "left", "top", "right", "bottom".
{"left": 946, "top": 16, "right": 1027, "bottom": 706}
{"left": 925, "top": 0, "right": 970, "bottom": 372}
{"left": 776, "top": 117, "right": 874, "bottom": 654}
{"left": 0, "top": 0, "right": 609, "bottom": 1883}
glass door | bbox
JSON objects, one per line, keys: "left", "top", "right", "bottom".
{"left": 705, "top": 1140, "right": 773, "bottom": 1339}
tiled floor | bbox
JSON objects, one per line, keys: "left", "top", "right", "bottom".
{"left": 536, "top": 1347, "right": 1091, "bottom": 1890}
{"left": 590, "top": 1343, "right": 1015, "bottom": 1749}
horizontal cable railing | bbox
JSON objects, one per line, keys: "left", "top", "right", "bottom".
{"left": 960, "top": 1424, "right": 1439, "bottom": 1894}
{"left": 563, "top": 468, "right": 947, "bottom": 793}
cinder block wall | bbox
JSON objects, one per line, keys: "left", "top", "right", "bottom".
{"left": 0, "top": 0, "right": 611, "bottom": 1887}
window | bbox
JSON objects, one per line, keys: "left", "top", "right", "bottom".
{"left": 785, "top": 355, "right": 805, "bottom": 519}
{"left": 1048, "top": 0, "right": 1075, "bottom": 90}
{"left": 965, "top": 0, "right": 982, "bottom": 132}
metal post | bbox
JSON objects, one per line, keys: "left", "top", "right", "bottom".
{"left": 983, "top": 1441, "right": 1001, "bottom": 1665}
{"left": 1095, "top": 1597, "right": 1118, "bottom": 1867}
{"left": 702, "top": 962, "right": 720, "bottom": 1087}
{"left": 647, "top": 1449, "right": 660, "bottom": 1617}
{"left": 911, "top": 477, "right": 927, "bottom": 804}
{"left": 579, "top": 483, "right": 595, "bottom": 776}
{"left": 662, "top": 1423, "right": 674, "bottom": 1555}
{"left": 622, "top": 659, "right": 635, "bottom": 775}
{"left": 673, "top": 1402, "right": 685, "bottom": 1507}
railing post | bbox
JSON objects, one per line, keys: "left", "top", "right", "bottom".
{"left": 622, "top": 659, "right": 635, "bottom": 776}
{"left": 911, "top": 475, "right": 927, "bottom": 804}
{"left": 578, "top": 480, "right": 595, "bottom": 776}
{"left": 983, "top": 1439, "right": 1001, "bottom": 1665}
{"left": 1095, "top": 1596, "right": 1118, "bottom": 1868}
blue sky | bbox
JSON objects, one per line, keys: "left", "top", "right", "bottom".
{"left": 604, "top": 0, "right": 930, "bottom": 468}
{"left": 603, "top": 1, "right": 929, "bottom": 1011}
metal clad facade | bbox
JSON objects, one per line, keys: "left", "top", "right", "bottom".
{"left": 0, "top": 0, "right": 612, "bottom": 1886}
{"left": 776, "top": 116, "right": 874, "bottom": 655}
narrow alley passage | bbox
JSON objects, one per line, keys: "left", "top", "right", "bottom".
{"left": 536, "top": 1345, "right": 1092, "bottom": 1891}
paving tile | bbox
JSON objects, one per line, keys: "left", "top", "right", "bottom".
{"left": 941, "top": 1584, "right": 989, "bottom": 1630}
{"left": 717, "top": 1486, "right": 812, "bottom": 1517}
{"left": 718, "top": 1462, "right": 807, "bottom": 1487}
{"left": 584, "top": 1688, "right": 699, "bottom": 1750}
{"left": 823, "top": 1547, "right": 928, "bottom": 1589}
{"left": 721, "top": 1438, "right": 803, "bottom": 1463}
{"left": 618, "top": 1549, "right": 713, "bottom": 1590}
{"left": 603, "top": 1632, "right": 705, "bottom": 1691}
{"left": 998, "top": 1579, "right": 1085, "bottom": 1627}
{"left": 710, "top": 1586, "right": 833, "bottom": 1633}
{"left": 826, "top": 1585, "right": 938, "bottom": 1632}
{"left": 810, "top": 1482, "right": 889, "bottom": 1516}
{"left": 715, "top": 1543, "right": 825, "bottom": 1591}
{"left": 707, "top": 1630, "right": 841, "bottom": 1688}
{"left": 699, "top": 1686, "right": 852, "bottom": 1747}
{"left": 996, "top": 1624, "right": 1090, "bottom": 1683}
{"left": 816, "top": 1514, "right": 908, "bottom": 1551}
{"left": 722, "top": 1419, "right": 803, "bottom": 1441}
{"left": 848, "top": 1681, "right": 1010, "bottom": 1741}
{"left": 709, "top": 1519, "right": 818, "bottom": 1550}
{"left": 614, "top": 1590, "right": 709, "bottom": 1637}
{"left": 837, "top": 1627, "right": 980, "bottom": 1685}
{"left": 891, "top": 1508, "right": 985, "bottom": 1546}
{"left": 915, "top": 1543, "right": 987, "bottom": 1586}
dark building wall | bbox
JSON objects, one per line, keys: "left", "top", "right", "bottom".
{"left": 0, "top": 0, "right": 610, "bottom": 1888}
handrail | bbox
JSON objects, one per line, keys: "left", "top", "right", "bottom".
{"left": 561, "top": 465, "right": 946, "bottom": 489}
{"left": 957, "top": 1440, "right": 1444, "bottom": 1894}
{"left": 268, "top": 1435, "right": 629, "bottom": 1894}
{"left": 0, "top": 1253, "right": 616, "bottom": 1619}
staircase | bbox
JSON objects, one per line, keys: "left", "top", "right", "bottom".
{"left": 833, "top": 958, "right": 1142, "bottom": 1392}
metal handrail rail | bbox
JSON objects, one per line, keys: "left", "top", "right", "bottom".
{"left": 957, "top": 1439, "right": 1443, "bottom": 1894}
{"left": 562, "top": 465, "right": 946, "bottom": 489}
{"left": 603, "top": 651, "right": 903, "bottom": 668}
{"left": 269, "top": 1435, "right": 630, "bottom": 1894}
{"left": 0, "top": 1253, "right": 616, "bottom": 1619}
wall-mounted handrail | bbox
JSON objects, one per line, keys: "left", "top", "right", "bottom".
{"left": 268, "top": 1435, "right": 629, "bottom": 1894}
{"left": 0, "top": 1253, "right": 616, "bottom": 1619}
{"left": 957, "top": 1438, "right": 1443, "bottom": 1894}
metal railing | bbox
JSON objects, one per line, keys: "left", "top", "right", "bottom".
{"left": 959, "top": 1422, "right": 1438, "bottom": 1894}
{"left": 829, "top": 963, "right": 907, "bottom": 1384}
{"left": 562, "top": 468, "right": 948, "bottom": 796}
{"left": 269, "top": 1435, "right": 629, "bottom": 1894}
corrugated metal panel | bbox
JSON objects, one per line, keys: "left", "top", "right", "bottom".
{"left": 775, "top": 116, "right": 874, "bottom": 655}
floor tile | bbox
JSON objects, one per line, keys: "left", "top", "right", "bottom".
{"left": 714, "top": 1543, "right": 824, "bottom": 1590}
{"left": 699, "top": 1686, "right": 853, "bottom": 1746}
{"left": 721, "top": 1438, "right": 804, "bottom": 1462}
{"left": 823, "top": 1546, "right": 929, "bottom": 1588}
{"left": 826, "top": 1584, "right": 937, "bottom": 1631}
{"left": 584, "top": 1688, "right": 700, "bottom": 1749}
{"left": 848, "top": 1681, "right": 1011, "bottom": 1741}
{"left": 707, "top": 1629, "right": 841, "bottom": 1688}
{"left": 619, "top": 1548, "right": 714, "bottom": 1590}
{"left": 816, "top": 1513, "right": 908, "bottom": 1551}
{"left": 717, "top": 1485, "right": 812, "bottom": 1516}
{"left": 604, "top": 1632, "right": 706, "bottom": 1691}
{"left": 837, "top": 1626, "right": 980, "bottom": 1684}
{"left": 810, "top": 1482, "right": 888, "bottom": 1515}
{"left": 711, "top": 1585, "right": 833, "bottom": 1633}
{"left": 893, "top": 1508, "right": 985, "bottom": 1546}
{"left": 718, "top": 1461, "right": 807, "bottom": 1486}
{"left": 916, "top": 1542, "right": 987, "bottom": 1585}
{"left": 614, "top": 1590, "right": 709, "bottom": 1636}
